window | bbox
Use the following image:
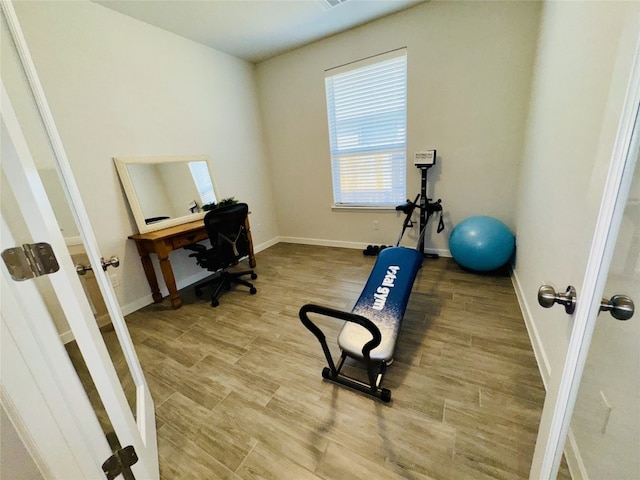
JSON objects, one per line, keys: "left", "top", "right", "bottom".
{"left": 325, "top": 49, "right": 407, "bottom": 207}
{"left": 188, "top": 160, "right": 217, "bottom": 206}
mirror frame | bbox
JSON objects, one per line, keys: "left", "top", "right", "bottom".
{"left": 114, "top": 154, "right": 219, "bottom": 234}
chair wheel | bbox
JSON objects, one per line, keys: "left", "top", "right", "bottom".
{"left": 321, "top": 367, "right": 332, "bottom": 379}
{"left": 211, "top": 299, "right": 219, "bottom": 307}
{"left": 251, "top": 273, "right": 258, "bottom": 280}
{"left": 195, "top": 288, "right": 203, "bottom": 297}
{"left": 380, "top": 388, "right": 392, "bottom": 403}
{"left": 249, "top": 287, "right": 257, "bottom": 294}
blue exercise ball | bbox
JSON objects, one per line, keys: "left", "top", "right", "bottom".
{"left": 449, "top": 216, "right": 515, "bottom": 271}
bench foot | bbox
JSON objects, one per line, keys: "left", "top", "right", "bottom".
{"left": 321, "top": 365, "right": 392, "bottom": 403}
{"left": 380, "top": 388, "right": 392, "bottom": 403}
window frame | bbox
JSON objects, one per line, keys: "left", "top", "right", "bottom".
{"left": 324, "top": 48, "right": 408, "bottom": 209}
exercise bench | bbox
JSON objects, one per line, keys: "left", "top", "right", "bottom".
{"left": 299, "top": 246, "right": 423, "bottom": 402}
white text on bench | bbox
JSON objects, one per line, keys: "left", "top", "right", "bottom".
{"left": 373, "top": 266, "right": 400, "bottom": 311}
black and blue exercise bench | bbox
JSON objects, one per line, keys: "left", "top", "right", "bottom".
{"left": 299, "top": 246, "right": 423, "bottom": 402}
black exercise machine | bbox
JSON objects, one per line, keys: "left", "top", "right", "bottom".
{"left": 364, "top": 150, "right": 444, "bottom": 257}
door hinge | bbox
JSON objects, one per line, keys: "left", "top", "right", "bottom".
{"left": 102, "top": 445, "right": 138, "bottom": 480}
{"left": 1, "top": 243, "right": 59, "bottom": 281}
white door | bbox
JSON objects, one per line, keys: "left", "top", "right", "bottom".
{"left": 564, "top": 116, "right": 640, "bottom": 479}
{"left": 530, "top": 35, "right": 640, "bottom": 479}
{"left": 1, "top": 2, "right": 158, "bottom": 478}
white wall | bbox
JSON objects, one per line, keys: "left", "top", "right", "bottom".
{"left": 1, "top": 407, "right": 44, "bottom": 480}
{"left": 12, "top": 1, "right": 279, "bottom": 313}
{"left": 11, "top": 1, "right": 539, "bottom": 315}
{"left": 256, "top": 1, "right": 541, "bottom": 253}
{"left": 512, "top": 1, "right": 639, "bottom": 477}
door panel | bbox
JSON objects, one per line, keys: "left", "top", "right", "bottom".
{"left": 1, "top": 1, "right": 158, "bottom": 477}
{"left": 1, "top": 134, "right": 112, "bottom": 478}
{"left": 531, "top": 38, "right": 640, "bottom": 477}
{"left": 565, "top": 132, "right": 640, "bottom": 478}
{"left": 1, "top": 4, "right": 139, "bottom": 420}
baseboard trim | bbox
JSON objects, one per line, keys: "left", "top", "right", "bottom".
{"left": 278, "top": 236, "right": 368, "bottom": 250}
{"left": 511, "top": 268, "right": 551, "bottom": 388}
{"left": 253, "top": 236, "right": 280, "bottom": 253}
{"left": 564, "top": 428, "right": 588, "bottom": 480}
{"left": 278, "top": 236, "right": 451, "bottom": 257}
{"left": 60, "top": 236, "right": 449, "bottom": 344}
{"left": 120, "top": 295, "right": 155, "bottom": 317}
{"left": 423, "top": 247, "right": 452, "bottom": 258}
{"left": 60, "top": 269, "right": 212, "bottom": 344}
{"left": 118, "top": 269, "right": 212, "bottom": 316}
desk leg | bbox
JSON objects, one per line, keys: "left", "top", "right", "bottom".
{"left": 245, "top": 217, "right": 257, "bottom": 268}
{"left": 158, "top": 253, "right": 182, "bottom": 309}
{"left": 140, "top": 254, "right": 163, "bottom": 304}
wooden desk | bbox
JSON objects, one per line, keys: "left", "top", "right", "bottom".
{"left": 129, "top": 218, "right": 256, "bottom": 309}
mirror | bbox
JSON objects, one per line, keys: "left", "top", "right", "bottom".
{"left": 114, "top": 155, "right": 219, "bottom": 233}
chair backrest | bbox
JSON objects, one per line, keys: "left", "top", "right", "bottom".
{"left": 203, "top": 203, "right": 250, "bottom": 265}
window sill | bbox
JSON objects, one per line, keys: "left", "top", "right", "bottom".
{"left": 331, "top": 205, "right": 398, "bottom": 212}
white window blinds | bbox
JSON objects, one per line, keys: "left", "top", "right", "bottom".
{"left": 325, "top": 49, "right": 407, "bottom": 206}
{"left": 188, "top": 161, "right": 217, "bottom": 207}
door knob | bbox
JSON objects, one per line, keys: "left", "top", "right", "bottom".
{"left": 600, "top": 295, "right": 634, "bottom": 321}
{"left": 75, "top": 256, "right": 120, "bottom": 275}
{"left": 101, "top": 256, "right": 120, "bottom": 270}
{"left": 75, "top": 263, "right": 93, "bottom": 275}
{"left": 538, "top": 285, "right": 577, "bottom": 314}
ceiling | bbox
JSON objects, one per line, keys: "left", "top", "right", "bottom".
{"left": 93, "top": 0, "right": 425, "bottom": 63}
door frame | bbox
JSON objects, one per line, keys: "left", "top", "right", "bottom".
{"left": 530, "top": 33, "right": 640, "bottom": 479}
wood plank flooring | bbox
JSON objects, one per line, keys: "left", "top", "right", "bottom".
{"left": 69, "top": 243, "right": 569, "bottom": 479}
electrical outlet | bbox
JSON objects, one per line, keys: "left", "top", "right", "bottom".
{"left": 109, "top": 273, "right": 120, "bottom": 288}
{"left": 373, "top": 220, "right": 379, "bottom": 230}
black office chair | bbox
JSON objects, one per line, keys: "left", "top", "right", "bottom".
{"left": 185, "top": 203, "right": 257, "bottom": 307}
